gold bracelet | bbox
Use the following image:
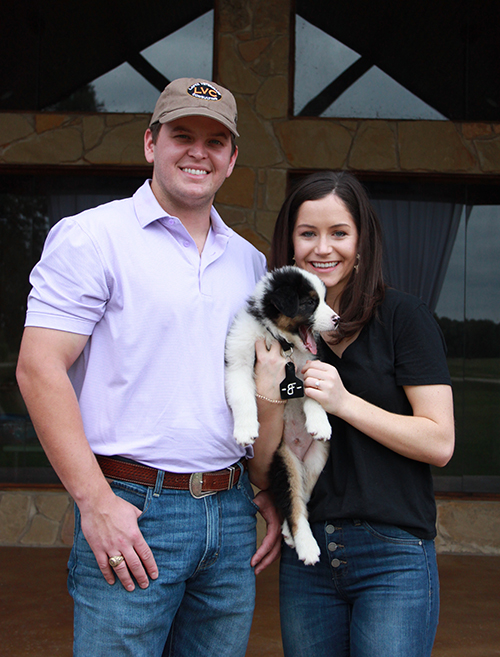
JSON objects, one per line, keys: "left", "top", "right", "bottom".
{"left": 256, "top": 393, "right": 286, "bottom": 404}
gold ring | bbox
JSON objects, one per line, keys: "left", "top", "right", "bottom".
{"left": 108, "top": 555, "right": 124, "bottom": 568}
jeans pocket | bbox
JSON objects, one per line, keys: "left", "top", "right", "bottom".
{"left": 110, "top": 480, "right": 153, "bottom": 516}
{"left": 237, "top": 473, "right": 260, "bottom": 513}
{"left": 361, "top": 521, "right": 422, "bottom": 545}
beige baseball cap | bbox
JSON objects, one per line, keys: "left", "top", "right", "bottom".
{"left": 149, "top": 78, "right": 239, "bottom": 137}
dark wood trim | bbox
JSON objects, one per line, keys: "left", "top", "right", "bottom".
{"left": 212, "top": 0, "right": 219, "bottom": 82}
{"left": 0, "top": 483, "right": 66, "bottom": 491}
{"left": 288, "top": 0, "right": 297, "bottom": 121}
{"left": 435, "top": 491, "right": 500, "bottom": 501}
{"left": 0, "top": 163, "right": 153, "bottom": 177}
{"left": 288, "top": 168, "right": 500, "bottom": 185}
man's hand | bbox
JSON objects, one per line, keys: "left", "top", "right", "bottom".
{"left": 17, "top": 327, "right": 159, "bottom": 592}
{"left": 79, "top": 491, "right": 159, "bottom": 591}
{"left": 251, "top": 490, "right": 282, "bottom": 574}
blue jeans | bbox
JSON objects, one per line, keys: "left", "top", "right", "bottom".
{"left": 279, "top": 519, "right": 439, "bottom": 657}
{"left": 68, "top": 470, "right": 258, "bottom": 656}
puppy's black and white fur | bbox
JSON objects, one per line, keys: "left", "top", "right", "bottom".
{"left": 225, "top": 266, "right": 339, "bottom": 564}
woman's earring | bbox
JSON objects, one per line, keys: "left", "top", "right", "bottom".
{"left": 292, "top": 255, "right": 296, "bottom": 263}
{"left": 354, "top": 253, "right": 360, "bottom": 273}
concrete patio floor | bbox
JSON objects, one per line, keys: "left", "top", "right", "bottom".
{"left": 1, "top": 548, "right": 499, "bottom": 656}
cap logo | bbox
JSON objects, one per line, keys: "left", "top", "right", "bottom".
{"left": 187, "top": 82, "right": 222, "bottom": 102}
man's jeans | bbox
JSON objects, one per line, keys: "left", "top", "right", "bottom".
{"left": 68, "top": 470, "right": 258, "bottom": 656}
{"left": 279, "top": 519, "right": 439, "bottom": 657}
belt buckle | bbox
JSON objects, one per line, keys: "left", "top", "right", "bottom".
{"left": 189, "top": 472, "right": 216, "bottom": 499}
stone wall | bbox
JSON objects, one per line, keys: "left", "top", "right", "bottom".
{"left": 252, "top": 498, "right": 500, "bottom": 557}
{"left": 1, "top": 487, "right": 499, "bottom": 556}
{"left": 436, "top": 499, "right": 500, "bottom": 555}
{"left": 2, "top": 119, "right": 500, "bottom": 261}
{"left": 0, "top": 488, "right": 73, "bottom": 547}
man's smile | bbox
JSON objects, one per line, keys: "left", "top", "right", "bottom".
{"left": 180, "top": 167, "right": 209, "bottom": 176}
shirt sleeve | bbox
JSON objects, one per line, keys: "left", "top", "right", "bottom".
{"left": 393, "top": 299, "right": 452, "bottom": 387}
{"left": 25, "top": 218, "right": 109, "bottom": 335}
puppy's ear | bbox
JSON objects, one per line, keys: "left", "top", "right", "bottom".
{"left": 269, "top": 286, "right": 300, "bottom": 317}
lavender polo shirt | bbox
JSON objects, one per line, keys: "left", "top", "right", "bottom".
{"left": 26, "top": 180, "right": 266, "bottom": 473}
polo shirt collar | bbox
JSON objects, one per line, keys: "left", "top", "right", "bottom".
{"left": 133, "top": 180, "right": 233, "bottom": 239}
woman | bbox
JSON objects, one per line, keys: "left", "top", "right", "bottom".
{"left": 250, "top": 171, "right": 455, "bottom": 657}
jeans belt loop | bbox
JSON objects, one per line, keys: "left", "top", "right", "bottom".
{"left": 153, "top": 469, "right": 165, "bottom": 497}
{"left": 227, "top": 464, "right": 237, "bottom": 490}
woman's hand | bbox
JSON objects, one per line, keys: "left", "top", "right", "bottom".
{"left": 302, "top": 359, "right": 454, "bottom": 467}
{"left": 302, "top": 359, "right": 348, "bottom": 416}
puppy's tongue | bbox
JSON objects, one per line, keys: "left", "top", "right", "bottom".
{"left": 299, "top": 326, "right": 317, "bottom": 355}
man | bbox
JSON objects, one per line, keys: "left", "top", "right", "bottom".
{"left": 16, "top": 78, "right": 281, "bottom": 656}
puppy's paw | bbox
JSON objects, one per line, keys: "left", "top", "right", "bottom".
{"left": 295, "top": 535, "right": 321, "bottom": 566}
{"left": 305, "top": 415, "right": 332, "bottom": 441}
{"left": 233, "top": 420, "right": 259, "bottom": 446}
{"left": 293, "top": 518, "right": 321, "bottom": 565}
{"left": 304, "top": 402, "right": 332, "bottom": 441}
{"left": 233, "top": 432, "right": 256, "bottom": 447}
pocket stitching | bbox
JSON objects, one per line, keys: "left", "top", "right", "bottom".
{"left": 362, "top": 521, "right": 422, "bottom": 545}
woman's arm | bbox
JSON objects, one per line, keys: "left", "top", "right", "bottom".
{"left": 302, "top": 360, "right": 455, "bottom": 467}
{"left": 248, "top": 339, "right": 287, "bottom": 490}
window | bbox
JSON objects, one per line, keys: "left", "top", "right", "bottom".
{"left": 51, "top": 11, "right": 215, "bottom": 113}
{"left": 434, "top": 204, "right": 500, "bottom": 492}
{"left": 294, "top": 3, "right": 500, "bottom": 121}
{"left": 365, "top": 178, "right": 500, "bottom": 493}
{"left": 0, "top": 173, "right": 148, "bottom": 483}
{"left": 1, "top": 4, "right": 214, "bottom": 113}
{"left": 295, "top": 16, "right": 446, "bottom": 120}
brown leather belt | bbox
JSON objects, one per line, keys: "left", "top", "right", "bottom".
{"left": 96, "top": 454, "right": 247, "bottom": 498}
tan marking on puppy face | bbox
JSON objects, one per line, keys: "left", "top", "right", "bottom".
{"left": 275, "top": 314, "right": 303, "bottom": 332}
{"left": 274, "top": 289, "right": 319, "bottom": 333}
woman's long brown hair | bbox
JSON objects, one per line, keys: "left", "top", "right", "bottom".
{"left": 269, "top": 171, "right": 385, "bottom": 343}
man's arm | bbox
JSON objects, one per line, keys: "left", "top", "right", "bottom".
{"left": 16, "top": 327, "right": 158, "bottom": 591}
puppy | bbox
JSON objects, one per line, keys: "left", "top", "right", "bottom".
{"left": 225, "top": 266, "right": 339, "bottom": 564}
